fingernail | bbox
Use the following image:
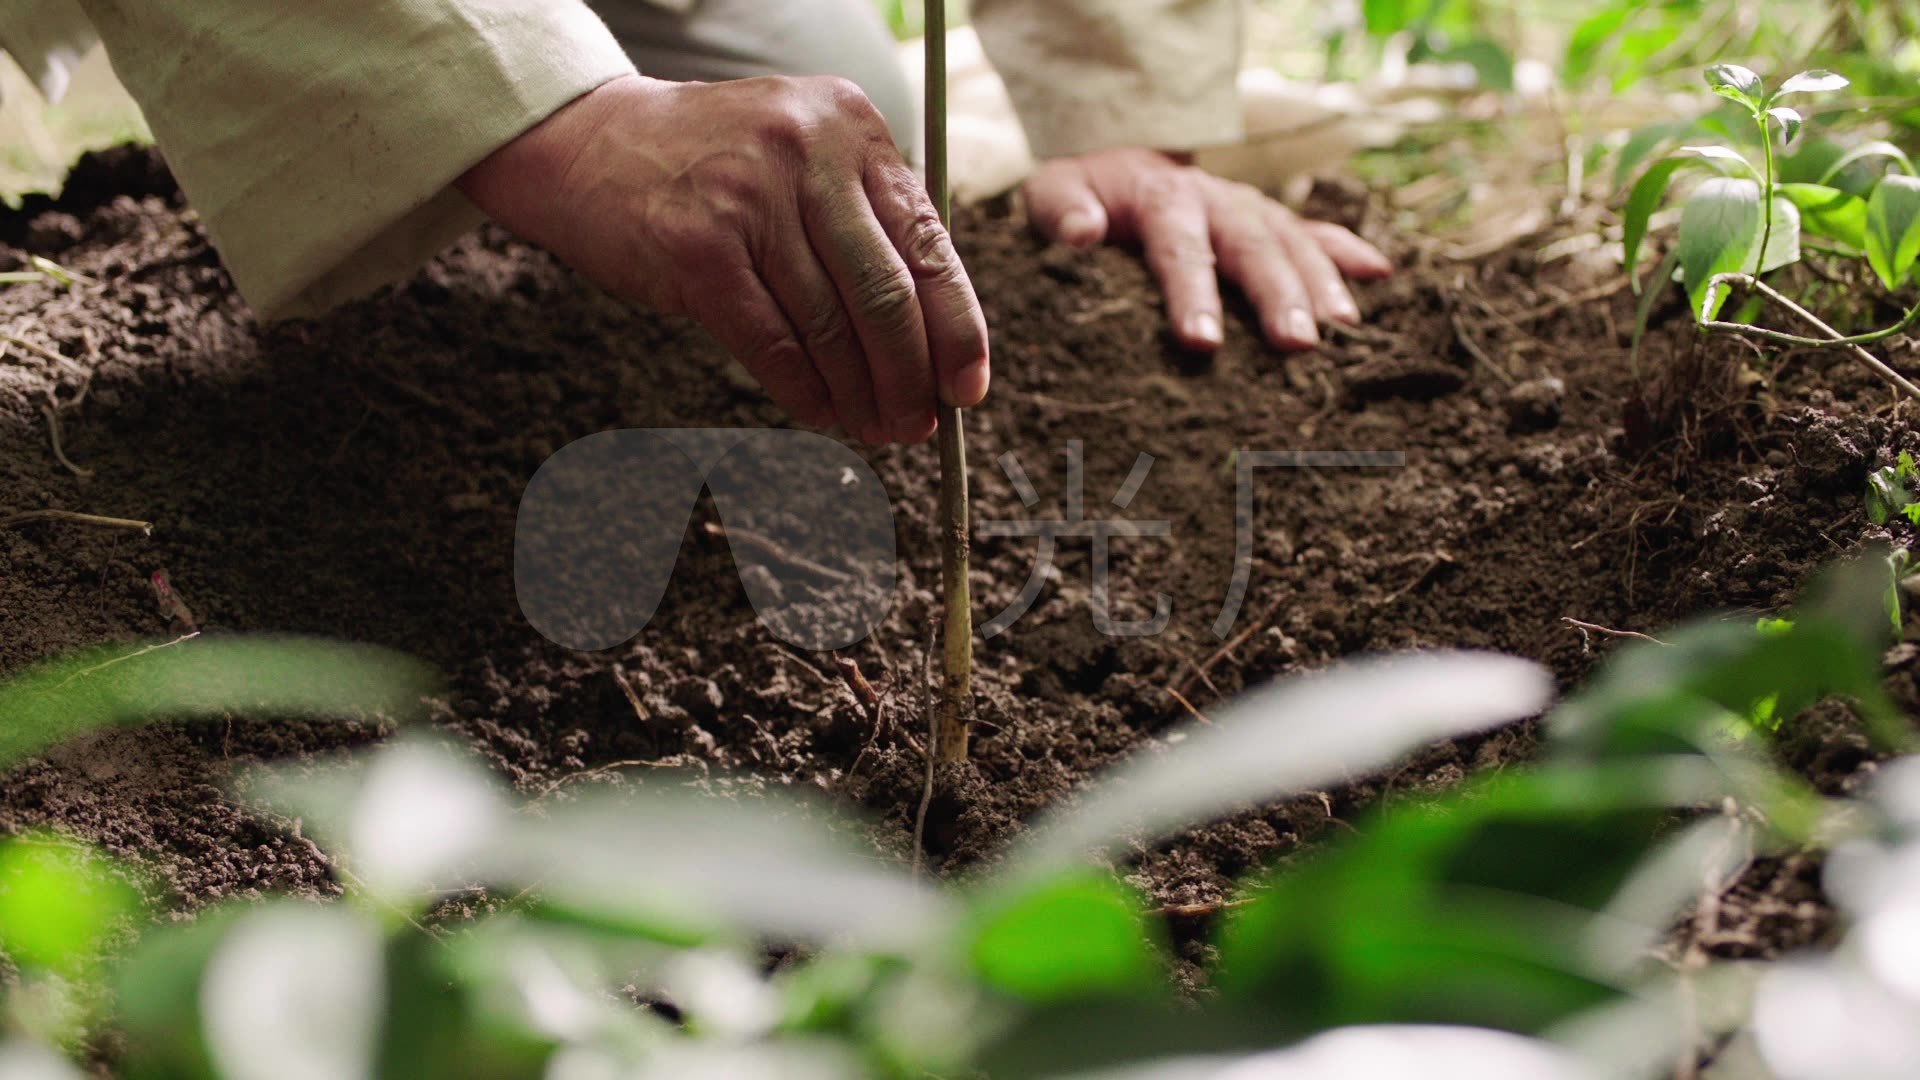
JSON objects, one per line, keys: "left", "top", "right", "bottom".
{"left": 946, "top": 362, "right": 991, "bottom": 407}
{"left": 1286, "top": 309, "right": 1320, "bottom": 347}
{"left": 1058, "top": 210, "right": 1101, "bottom": 246}
{"left": 1187, "top": 313, "right": 1224, "bottom": 349}
{"left": 1329, "top": 297, "right": 1360, "bottom": 324}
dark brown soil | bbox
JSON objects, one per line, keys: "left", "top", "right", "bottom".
{"left": 2, "top": 148, "right": 1914, "bottom": 964}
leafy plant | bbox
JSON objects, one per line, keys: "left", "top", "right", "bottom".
{"left": 1620, "top": 64, "right": 1920, "bottom": 403}
{"left": 3, "top": 550, "right": 1911, "bottom": 1078}
{"left": 1623, "top": 66, "right": 1847, "bottom": 316}
{"left": 1867, "top": 450, "right": 1920, "bottom": 526}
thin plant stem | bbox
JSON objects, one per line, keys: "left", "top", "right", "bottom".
{"left": 1701, "top": 273, "right": 1920, "bottom": 403}
{"left": 1753, "top": 112, "right": 1776, "bottom": 277}
{"left": 926, "top": 0, "right": 975, "bottom": 763}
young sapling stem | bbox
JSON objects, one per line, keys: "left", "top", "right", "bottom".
{"left": 926, "top": 0, "right": 976, "bottom": 763}
{"left": 1754, "top": 107, "right": 1777, "bottom": 276}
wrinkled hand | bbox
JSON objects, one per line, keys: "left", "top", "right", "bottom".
{"left": 460, "top": 74, "right": 989, "bottom": 445}
{"left": 1024, "top": 148, "right": 1393, "bottom": 352}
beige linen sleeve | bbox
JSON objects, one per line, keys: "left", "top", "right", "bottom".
{"left": 0, "top": 0, "right": 98, "bottom": 102}
{"left": 969, "top": 0, "right": 1243, "bottom": 159}
{"left": 58, "top": 0, "right": 635, "bottom": 320}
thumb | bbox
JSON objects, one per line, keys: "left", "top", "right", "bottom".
{"left": 1024, "top": 161, "right": 1110, "bottom": 248}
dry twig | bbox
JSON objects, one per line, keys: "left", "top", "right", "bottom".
{"left": 1165, "top": 686, "right": 1214, "bottom": 727}
{"left": 43, "top": 403, "right": 93, "bottom": 478}
{"left": 0, "top": 509, "right": 153, "bottom": 536}
{"left": 1177, "top": 592, "right": 1286, "bottom": 700}
{"left": 1452, "top": 310, "right": 1516, "bottom": 386}
{"left": 832, "top": 655, "right": 882, "bottom": 717}
{"left": 701, "top": 521, "right": 853, "bottom": 583}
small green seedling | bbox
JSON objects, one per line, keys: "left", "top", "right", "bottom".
{"left": 1622, "top": 65, "right": 1920, "bottom": 402}
{"left": 1867, "top": 451, "right": 1920, "bottom": 526}
{"left": 1624, "top": 66, "right": 1855, "bottom": 318}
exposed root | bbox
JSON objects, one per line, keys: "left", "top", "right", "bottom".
{"left": 534, "top": 758, "right": 689, "bottom": 801}
{"left": 50, "top": 632, "right": 201, "bottom": 691}
{"left": 1562, "top": 617, "right": 1670, "bottom": 653}
{"left": 43, "top": 402, "right": 93, "bottom": 478}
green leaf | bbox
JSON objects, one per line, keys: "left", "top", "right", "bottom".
{"left": 1679, "top": 177, "right": 1764, "bottom": 321}
{"left": 0, "top": 836, "right": 138, "bottom": 976}
{"left": 1868, "top": 460, "right": 1916, "bottom": 525}
{"left": 374, "top": 930, "right": 470, "bottom": 1080}
{"left": 1758, "top": 195, "right": 1804, "bottom": 275}
{"left": 1623, "top": 157, "right": 1696, "bottom": 293}
{"left": 1820, "top": 140, "right": 1917, "bottom": 185}
{"left": 1550, "top": 554, "right": 1910, "bottom": 758}
{"left": 609, "top": 1043, "right": 879, "bottom": 1080}
{"left": 244, "top": 738, "right": 507, "bottom": 907}
{"left": 1005, "top": 652, "right": 1552, "bottom": 876}
{"left": 1678, "top": 144, "right": 1759, "bottom": 175}
{"left": 1426, "top": 38, "right": 1515, "bottom": 91}
{"left": 966, "top": 872, "right": 1164, "bottom": 1002}
{"left": 1362, "top": 0, "right": 1428, "bottom": 34}
{"left": 1778, "top": 70, "right": 1851, "bottom": 95}
{"left": 1213, "top": 763, "right": 1744, "bottom": 1034}
{"left": 1779, "top": 183, "right": 1868, "bottom": 250}
{"left": 199, "top": 906, "right": 384, "bottom": 1080}
{"left": 1705, "top": 63, "right": 1764, "bottom": 110}
{"left": 117, "top": 911, "right": 235, "bottom": 1077}
{"left": 1867, "top": 173, "right": 1920, "bottom": 289}
{"left": 1613, "top": 121, "right": 1694, "bottom": 190}
{"left": 0, "top": 636, "right": 436, "bottom": 771}
{"left": 500, "top": 787, "right": 955, "bottom": 951}
{"left": 1021, "top": 1028, "right": 1595, "bottom": 1080}
{"left": 1767, "top": 107, "right": 1803, "bottom": 145}
{"left": 1565, "top": 4, "right": 1635, "bottom": 84}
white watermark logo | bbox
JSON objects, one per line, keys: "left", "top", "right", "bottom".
{"left": 514, "top": 431, "right": 1402, "bottom": 651}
